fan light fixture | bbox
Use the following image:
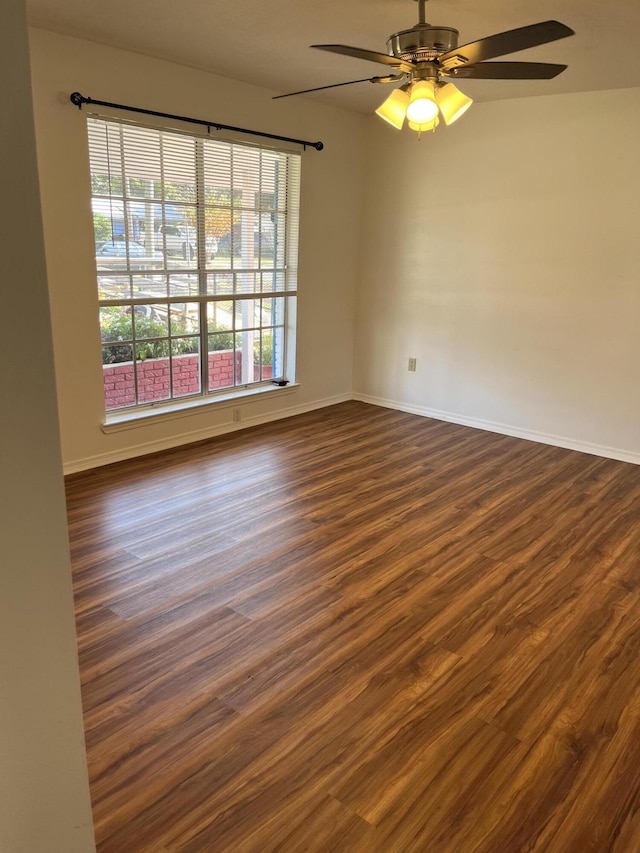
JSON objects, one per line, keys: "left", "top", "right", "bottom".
{"left": 375, "top": 86, "right": 410, "bottom": 130}
{"left": 406, "top": 80, "right": 439, "bottom": 123}
{"left": 436, "top": 82, "right": 473, "bottom": 125}
{"left": 376, "top": 79, "right": 472, "bottom": 136}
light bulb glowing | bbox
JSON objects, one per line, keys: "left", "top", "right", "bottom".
{"left": 435, "top": 82, "right": 473, "bottom": 125}
{"left": 406, "top": 80, "right": 439, "bottom": 124}
{"left": 375, "top": 87, "right": 410, "bottom": 130}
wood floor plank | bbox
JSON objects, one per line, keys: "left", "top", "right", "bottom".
{"left": 65, "top": 400, "right": 640, "bottom": 852}
{"left": 232, "top": 792, "right": 378, "bottom": 853}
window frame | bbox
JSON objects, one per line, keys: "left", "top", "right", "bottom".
{"left": 87, "top": 114, "right": 301, "bottom": 420}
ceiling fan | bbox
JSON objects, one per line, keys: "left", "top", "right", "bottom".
{"left": 274, "top": 0, "right": 574, "bottom": 137}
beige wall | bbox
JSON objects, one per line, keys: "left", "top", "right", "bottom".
{"left": 29, "top": 28, "right": 365, "bottom": 471}
{"left": 354, "top": 88, "right": 640, "bottom": 462}
{"left": 0, "top": 3, "right": 95, "bottom": 852}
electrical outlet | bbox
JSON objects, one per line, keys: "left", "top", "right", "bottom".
{"left": 232, "top": 408, "right": 241, "bottom": 423}
{"left": 408, "top": 358, "right": 417, "bottom": 372}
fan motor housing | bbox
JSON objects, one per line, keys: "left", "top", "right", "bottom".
{"left": 387, "top": 25, "right": 459, "bottom": 62}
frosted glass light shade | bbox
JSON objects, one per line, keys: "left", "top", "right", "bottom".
{"left": 408, "top": 116, "right": 440, "bottom": 133}
{"left": 375, "top": 88, "right": 410, "bottom": 130}
{"left": 435, "top": 83, "right": 473, "bottom": 125}
{"left": 406, "top": 80, "right": 439, "bottom": 124}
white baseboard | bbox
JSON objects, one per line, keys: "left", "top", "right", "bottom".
{"left": 64, "top": 390, "right": 639, "bottom": 473}
{"left": 63, "top": 392, "right": 352, "bottom": 474}
{"left": 354, "top": 393, "right": 640, "bottom": 466}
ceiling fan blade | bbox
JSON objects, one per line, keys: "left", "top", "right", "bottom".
{"left": 311, "top": 44, "right": 413, "bottom": 73}
{"left": 448, "top": 61, "right": 568, "bottom": 80}
{"left": 438, "top": 21, "right": 574, "bottom": 70}
{"left": 272, "top": 75, "right": 398, "bottom": 99}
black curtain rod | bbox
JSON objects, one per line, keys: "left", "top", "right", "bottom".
{"left": 69, "top": 92, "right": 324, "bottom": 151}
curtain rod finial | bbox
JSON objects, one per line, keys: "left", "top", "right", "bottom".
{"left": 70, "top": 92, "right": 86, "bottom": 109}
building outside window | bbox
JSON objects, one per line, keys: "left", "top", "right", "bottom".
{"left": 87, "top": 116, "right": 301, "bottom": 414}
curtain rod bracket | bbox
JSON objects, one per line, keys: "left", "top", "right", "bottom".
{"left": 68, "top": 91, "right": 324, "bottom": 151}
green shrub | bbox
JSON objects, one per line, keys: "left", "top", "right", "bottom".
{"left": 208, "top": 330, "right": 234, "bottom": 351}
{"left": 100, "top": 307, "right": 198, "bottom": 364}
{"left": 101, "top": 306, "right": 273, "bottom": 367}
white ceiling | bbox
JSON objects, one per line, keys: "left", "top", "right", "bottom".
{"left": 27, "top": 0, "right": 640, "bottom": 114}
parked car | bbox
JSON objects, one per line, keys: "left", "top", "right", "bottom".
{"left": 95, "top": 240, "right": 164, "bottom": 270}
{"left": 140, "top": 224, "right": 197, "bottom": 260}
{"left": 97, "top": 240, "right": 153, "bottom": 257}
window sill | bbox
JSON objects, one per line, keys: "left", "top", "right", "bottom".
{"left": 101, "top": 383, "right": 299, "bottom": 434}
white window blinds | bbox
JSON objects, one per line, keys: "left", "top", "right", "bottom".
{"left": 88, "top": 115, "right": 300, "bottom": 413}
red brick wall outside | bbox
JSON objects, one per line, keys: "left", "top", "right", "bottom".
{"left": 103, "top": 350, "right": 272, "bottom": 410}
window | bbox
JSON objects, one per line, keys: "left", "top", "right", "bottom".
{"left": 87, "top": 116, "right": 300, "bottom": 414}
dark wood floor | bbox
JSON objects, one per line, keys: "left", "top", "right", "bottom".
{"left": 66, "top": 401, "right": 640, "bottom": 852}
